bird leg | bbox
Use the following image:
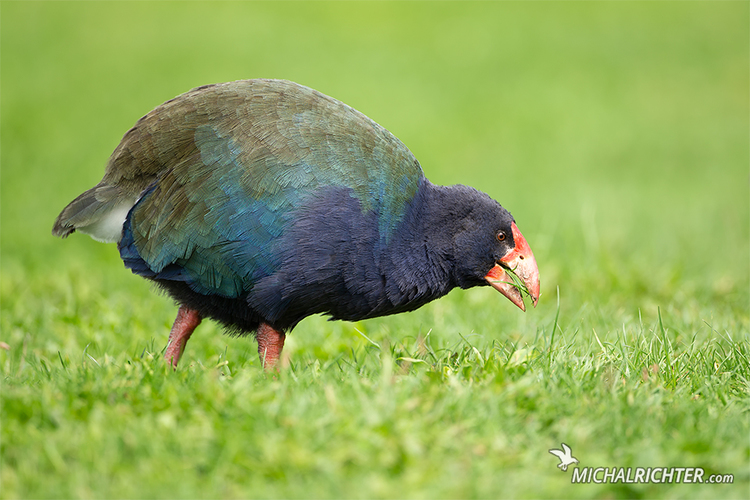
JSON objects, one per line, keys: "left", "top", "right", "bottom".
{"left": 257, "top": 322, "right": 286, "bottom": 370}
{"left": 164, "top": 305, "right": 202, "bottom": 367}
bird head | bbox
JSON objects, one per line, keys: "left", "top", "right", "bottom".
{"left": 448, "top": 187, "right": 540, "bottom": 311}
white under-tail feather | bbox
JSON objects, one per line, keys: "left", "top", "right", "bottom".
{"left": 52, "top": 182, "right": 138, "bottom": 243}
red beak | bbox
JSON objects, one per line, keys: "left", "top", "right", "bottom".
{"left": 484, "top": 222, "right": 540, "bottom": 311}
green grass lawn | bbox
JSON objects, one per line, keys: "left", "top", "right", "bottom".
{"left": 2, "top": 2, "right": 748, "bottom": 499}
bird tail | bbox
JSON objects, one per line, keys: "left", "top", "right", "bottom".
{"left": 52, "top": 183, "right": 136, "bottom": 243}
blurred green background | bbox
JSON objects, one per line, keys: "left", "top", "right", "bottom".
{"left": 1, "top": 1, "right": 748, "bottom": 498}
{"left": 2, "top": 1, "right": 747, "bottom": 304}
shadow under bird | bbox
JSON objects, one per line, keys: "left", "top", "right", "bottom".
{"left": 53, "top": 79, "right": 540, "bottom": 370}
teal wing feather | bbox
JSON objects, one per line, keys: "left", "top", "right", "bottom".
{"left": 124, "top": 80, "right": 424, "bottom": 298}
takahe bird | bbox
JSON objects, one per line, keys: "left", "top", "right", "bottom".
{"left": 53, "top": 79, "right": 540, "bottom": 369}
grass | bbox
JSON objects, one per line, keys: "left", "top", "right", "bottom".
{"left": 1, "top": 1, "right": 749, "bottom": 499}
{"left": 2, "top": 274, "right": 747, "bottom": 498}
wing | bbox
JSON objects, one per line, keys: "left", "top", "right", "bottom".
{"left": 548, "top": 449, "right": 564, "bottom": 459}
{"left": 119, "top": 80, "right": 424, "bottom": 297}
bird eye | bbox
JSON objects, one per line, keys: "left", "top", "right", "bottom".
{"left": 496, "top": 231, "right": 506, "bottom": 242}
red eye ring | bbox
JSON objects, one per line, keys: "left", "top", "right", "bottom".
{"left": 497, "top": 231, "right": 506, "bottom": 242}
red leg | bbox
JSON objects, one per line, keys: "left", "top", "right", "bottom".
{"left": 164, "top": 305, "right": 202, "bottom": 367}
{"left": 257, "top": 322, "right": 286, "bottom": 370}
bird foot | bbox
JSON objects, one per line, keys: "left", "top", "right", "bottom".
{"left": 257, "top": 323, "right": 286, "bottom": 371}
{"left": 164, "top": 305, "right": 202, "bottom": 367}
